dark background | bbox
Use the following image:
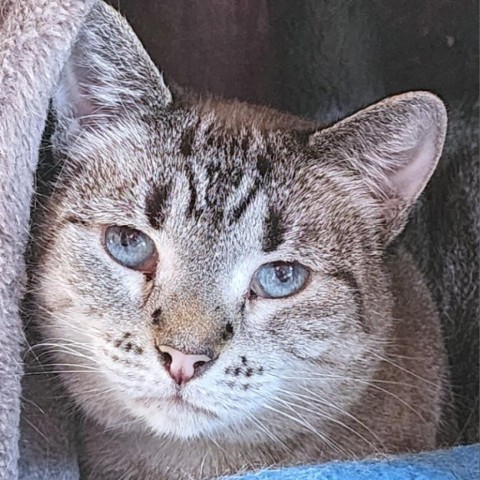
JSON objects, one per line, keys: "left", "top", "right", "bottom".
{"left": 107, "top": 0, "right": 478, "bottom": 118}
{"left": 107, "top": 0, "right": 479, "bottom": 444}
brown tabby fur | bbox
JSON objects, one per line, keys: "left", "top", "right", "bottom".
{"left": 30, "top": 3, "right": 454, "bottom": 479}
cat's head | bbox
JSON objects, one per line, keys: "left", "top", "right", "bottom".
{"left": 34, "top": 3, "right": 447, "bottom": 442}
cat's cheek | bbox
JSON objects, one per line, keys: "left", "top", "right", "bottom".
{"left": 103, "top": 262, "right": 146, "bottom": 299}
{"left": 244, "top": 298, "right": 284, "bottom": 329}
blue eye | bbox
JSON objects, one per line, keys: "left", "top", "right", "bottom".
{"left": 251, "top": 262, "right": 310, "bottom": 299}
{"left": 104, "top": 226, "right": 157, "bottom": 273}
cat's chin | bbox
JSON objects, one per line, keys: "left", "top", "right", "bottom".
{"left": 124, "top": 396, "right": 227, "bottom": 440}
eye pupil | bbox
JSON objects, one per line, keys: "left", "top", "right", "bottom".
{"left": 121, "top": 230, "right": 140, "bottom": 248}
{"left": 120, "top": 232, "right": 130, "bottom": 247}
{"left": 275, "top": 265, "right": 292, "bottom": 283}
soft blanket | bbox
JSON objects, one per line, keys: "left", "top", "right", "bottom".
{"left": 229, "top": 445, "right": 480, "bottom": 480}
{"left": 0, "top": 1, "right": 96, "bottom": 478}
{"left": 0, "top": 1, "right": 477, "bottom": 479}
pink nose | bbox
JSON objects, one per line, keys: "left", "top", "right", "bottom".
{"left": 157, "top": 345, "right": 213, "bottom": 385}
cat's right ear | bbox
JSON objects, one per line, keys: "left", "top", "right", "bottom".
{"left": 53, "top": 3, "right": 172, "bottom": 136}
{"left": 308, "top": 91, "right": 447, "bottom": 245}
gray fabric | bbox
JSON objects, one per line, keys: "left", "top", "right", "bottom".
{"left": 18, "top": 357, "right": 80, "bottom": 480}
{"left": 0, "top": 1, "right": 96, "bottom": 478}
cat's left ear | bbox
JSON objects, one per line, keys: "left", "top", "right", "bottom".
{"left": 310, "top": 91, "right": 447, "bottom": 244}
{"left": 53, "top": 3, "right": 172, "bottom": 137}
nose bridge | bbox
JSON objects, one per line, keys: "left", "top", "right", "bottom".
{"left": 154, "top": 294, "right": 223, "bottom": 356}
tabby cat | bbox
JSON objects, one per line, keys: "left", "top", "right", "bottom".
{"left": 31, "top": 3, "right": 453, "bottom": 479}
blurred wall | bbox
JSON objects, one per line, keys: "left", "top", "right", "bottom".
{"left": 107, "top": 0, "right": 478, "bottom": 118}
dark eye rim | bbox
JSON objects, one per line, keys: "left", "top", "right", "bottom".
{"left": 102, "top": 225, "right": 159, "bottom": 276}
{"left": 249, "top": 261, "right": 311, "bottom": 300}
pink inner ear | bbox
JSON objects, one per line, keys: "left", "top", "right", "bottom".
{"left": 389, "top": 127, "right": 439, "bottom": 203}
{"left": 55, "top": 62, "right": 96, "bottom": 128}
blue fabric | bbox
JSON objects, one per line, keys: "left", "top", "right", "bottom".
{"left": 226, "top": 445, "right": 479, "bottom": 480}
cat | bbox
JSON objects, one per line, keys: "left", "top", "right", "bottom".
{"left": 30, "top": 3, "right": 454, "bottom": 479}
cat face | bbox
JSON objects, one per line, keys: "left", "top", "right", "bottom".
{"left": 37, "top": 112, "right": 387, "bottom": 440}
{"left": 33, "top": 4, "right": 446, "bottom": 443}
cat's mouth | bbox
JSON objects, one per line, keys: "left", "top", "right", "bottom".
{"left": 134, "top": 395, "right": 217, "bottom": 418}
